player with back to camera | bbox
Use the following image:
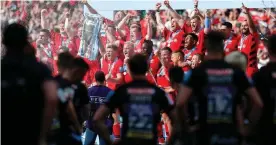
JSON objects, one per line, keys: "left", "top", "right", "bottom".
{"left": 252, "top": 34, "right": 276, "bottom": 145}
{"left": 54, "top": 52, "right": 83, "bottom": 145}
{"left": 92, "top": 54, "right": 176, "bottom": 145}
{"left": 84, "top": 71, "right": 115, "bottom": 145}
{"left": 175, "top": 31, "right": 263, "bottom": 145}
{"left": 2, "top": 23, "right": 58, "bottom": 145}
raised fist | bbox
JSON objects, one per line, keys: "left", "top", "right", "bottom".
{"left": 156, "top": 3, "right": 162, "bottom": 11}
{"left": 193, "top": 0, "right": 198, "bottom": 8}
{"left": 164, "top": 0, "right": 170, "bottom": 8}
{"left": 241, "top": 3, "right": 248, "bottom": 13}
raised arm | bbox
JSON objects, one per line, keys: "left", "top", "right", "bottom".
{"left": 82, "top": 0, "right": 98, "bottom": 14}
{"left": 98, "top": 32, "right": 106, "bottom": 56}
{"left": 190, "top": 0, "right": 204, "bottom": 21}
{"left": 117, "top": 13, "right": 131, "bottom": 30}
{"left": 103, "top": 23, "right": 117, "bottom": 43}
{"left": 145, "top": 14, "right": 153, "bottom": 40}
{"left": 116, "top": 13, "right": 131, "bottom": 39}
{"left": 164, "top": 0, "right": 182, "bottom": 20}
{"left": 41, "top": 9, "right": 48, "bottom": 29}
{"left": 242, "top": 3, "right": 257, "bottom": 34}
{"left": 64, "top": 12, "right": 75, "bottom": 39}
{"left": 155, "top": 3, "right": 165, "bottom": 32}
{"left": 204, "top": 10, "right": 212, "bottom": 34}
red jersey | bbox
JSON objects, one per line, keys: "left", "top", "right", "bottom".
{"left": 194, "top": 29, "right": 205, "bottom": 54}
{"left": 100, "top": 57, "right": 123, "bottom": 90}
{"left": 120, "top": 63, "right": 156, "bottom": 84}
{"left": 100, "top": 36, "right": 125, "bottom": 60}
{"left": 74, "top": 36, "right": 81, "bottom": 51}
{"left": 238, "top": 32, "right": 259, "bottom": 77}
{"left": 163, "top": 28, "right": 185, "bottom": 52}
{"left": 149, "top": 55, "right": 161, "bottom": 76}
{"left": 50, "top": 30, "right": 78, "bottom": 56}
{"left": 119, "top": 64, "right": 132, "bottom": 83}
{"left": 182, "top": 47, "right": 197, "bottom": 72}
{"left": 140, "top": 19, "right": 148, "bottom": 38}
{"left": 83, "top": 58, "right": 100, "bottom": 86}
{"left": 224, "top": 33, "right": 240, "bottom": 55}
{"left": 157, "top": 66, "right": 171, "bottom": 88}
{"left": 182, "top": 22, "right": 193, "bottom": 33}
{"left": 134, "top": 38, "right": 145, "bottom": 53}
{"left": 33, "top": 42, "right": 56, "bottom": 75}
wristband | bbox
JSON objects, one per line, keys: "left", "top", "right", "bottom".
{"left": 204, "top": 18, "right": 211, "bottom": 28}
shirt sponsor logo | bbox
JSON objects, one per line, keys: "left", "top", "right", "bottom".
{"left": 127, "top": 88, "right": 155, "bottom": 95}
{"left": 207, "top": 69, "right": 233, "bottom": 75}
{"left": 207, "top": 69, "right": 233, "bottom": 83}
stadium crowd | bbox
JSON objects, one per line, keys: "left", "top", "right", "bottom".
{"left": 1, "top": 0, "right": 276, "bottom": 145}
{"left": 1, "top": 1, "right": 276, "bottom": 82}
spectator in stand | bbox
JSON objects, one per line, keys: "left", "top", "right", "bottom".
{"left": 130, "top": 20, "right": 152, "bottom": 53}
{"left": 141, "top": 40, "right": 159, "bottom": 84}
{"left": 171, "top": 51, "right": 186, "bottom": 71}
{"left": 182, "top": 33, "right": 198, "bottom": 71}
{"left": 155, "top": 1, "right": 186, "bottom": 52}
{"left": 100, "top": 44, "right": 123, "bottom": 90}
{"left": 190, "top": 53, "right": 203, "bottom": 69}
{"left": 119, "top": 41, "right": 135, "bottom": 83}
{"left": 163, "top": 0, "right": 211, "bottom": 54}
{"left": 220, "top": 22, "right": 240, "bottom": 55}
{"left": 157, "top": 47, "right": 174, "bottom": 140}
{"left": 40, "top": 7, "right": 78, "bottom": 75}
{"left": 142, "top": 40, "right": 161, "bottom": 77}
{"left": 238, "top": 3, "right": 259, "bottom": 77}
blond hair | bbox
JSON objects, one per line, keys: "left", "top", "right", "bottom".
{"left": 225, "top": 51, "right": 247, "bottom": 71}
{"left": 124, "top": 41, "right": 134, "bottom": 49}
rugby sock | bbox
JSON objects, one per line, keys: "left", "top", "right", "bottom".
{"left": 113, "top": 123, "right": 121, "bottom": 139}
{"left": 157, "top": 122, "right": 165, "bottom": 144}
{"left": 164, "top": 123, "right": 170, "bottom": 138}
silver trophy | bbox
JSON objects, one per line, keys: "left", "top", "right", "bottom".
{"left": 78, "top": 13, "right": 103, "bottom": 60}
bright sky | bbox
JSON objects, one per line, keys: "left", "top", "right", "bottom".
{"left": 84, "top": 0, "right": 276, "bottom": 20}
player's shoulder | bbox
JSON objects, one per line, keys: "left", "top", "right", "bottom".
{"left": 33, "top": 61, "right": 52, "bottom": 77}
{"left": 254, "top": 62, "right": 276, "bottom": 77}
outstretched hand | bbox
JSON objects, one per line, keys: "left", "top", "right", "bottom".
{"left": 164, "top": 0, "right": 171, "bottom": 8}
{"left": 156, "top": 3, "right": 162, "bottom": 11}
{"left": 241, "top": 3, "right": 248, "bottom": 13}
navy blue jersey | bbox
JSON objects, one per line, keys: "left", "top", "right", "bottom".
{"left": 72, "top": 82, "right": 89, "bottom": 124}
{"left": 182, "top": 59, "right": 253, "bottom": 145}
{"left": 105, "top": 80, "right": 174, "bottom": 145}
{"left": 2, "top": 55, "right": 52, "bottom": 145}
{"left": 253, "top": 62, "right": 276, "bottom": 145}
{"left": 55, "top": 75, "right": 75, "bottom": 134}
